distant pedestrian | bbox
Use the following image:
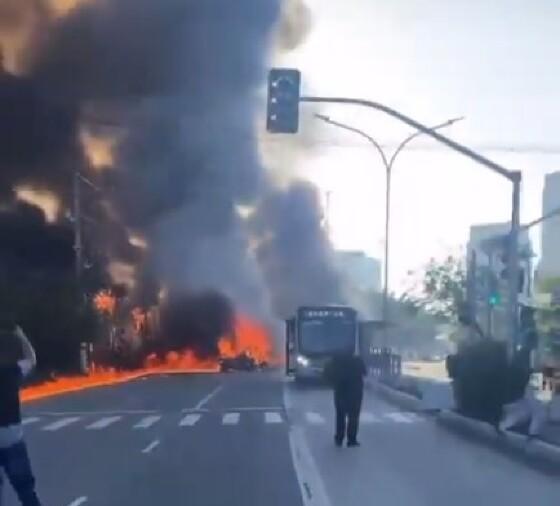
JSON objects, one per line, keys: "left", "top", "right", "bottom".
{"left": 0, "top": 317, "right": 42, "bottom": 506}
{"left": 325, "top": 351, "right": 367, "bottom": 447}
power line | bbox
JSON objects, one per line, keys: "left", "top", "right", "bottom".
{"left": 258, "top": 136, "right": 560, "bottom": 155}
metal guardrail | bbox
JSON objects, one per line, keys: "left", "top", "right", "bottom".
{"left": 367, "top": 347, "right": 402, "bottom": 379}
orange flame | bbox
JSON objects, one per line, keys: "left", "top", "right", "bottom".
{"left": 219, "top": 315, "right": 274, "bottom": 363}
{"left": 93, "top": 290, "right": 117, "bottom": 316}
{"left": 21, "top": 315, "right": 276, "bottom": 402}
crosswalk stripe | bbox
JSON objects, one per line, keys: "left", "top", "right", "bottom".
{"left": 179, "top": 414, "right": 201, "bottom": 427}
{"left": 305, "top": 412, "right": 325, "bottom": 425}
{"left": 384, "top": 412, "right": 417, "bottom": 423}
{"left": 222, "top": 413, "right": 240, "bottom": 425}
{"left": 42, "top": 417, "right": 81, "bottom": 431}
{"left": 264, "top": 412, "right": 283, "bottom": 424}
{"left": 22, "top": 417, "right": 41, "bottom": 426}
{"left": 360, "top": 412, "right": 380, "bottom": 423}
{"left": 86, "top": 416, "right": 122, "bottom": 430}
{"left": 134, "top": 415, "right": 161, "bottom": 429}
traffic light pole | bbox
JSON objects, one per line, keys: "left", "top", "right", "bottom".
{"left": 508, "top": 176, "right": 521, "bottom": 351}
{"left": 300, "top": 95, "right": 522, "bottom": 350}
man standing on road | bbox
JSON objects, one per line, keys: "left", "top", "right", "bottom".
{"left": 0, "top": 317, "right": 42, "bottom": 506}
{"left": 325, "top": 351, "right": 367, "bottom": 447}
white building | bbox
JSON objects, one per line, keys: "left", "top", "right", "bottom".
{"left": 539, "top": 171, "right": 560, "bottom": 280}
{"left": 468, "top": 222, "right": 532, "bottom": 267}
{"left": 334, "top": 250, "right": 381, "bottom": 294}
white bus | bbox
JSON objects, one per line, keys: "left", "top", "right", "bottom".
{"left": 286, "top": 305, "right": 360, "bottom": 382}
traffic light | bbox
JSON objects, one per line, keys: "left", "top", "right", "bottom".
{"left": 266, "top": 68, "right": 301, "bottom": 134}
{"left": 488, "top": 272, "right": 501, "bottom": 306}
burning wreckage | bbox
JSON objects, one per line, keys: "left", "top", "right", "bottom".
{"left": 2, "top": 0, "right": 342, "bottom": 396}
{"left": 92, "top": 290, "right": 275, "bottom": 373}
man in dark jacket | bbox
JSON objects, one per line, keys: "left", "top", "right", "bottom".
{"left": 0, "top": 318, "right": 42, "bottom": 506}
{"left": 325, "top": 351, "right": 367, "bottom": 447}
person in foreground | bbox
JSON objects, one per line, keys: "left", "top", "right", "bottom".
{"left": 325, "top": 350, "right": 367, "bottom": 447}
{"left": 0, "top": 317, "right": 42, "bottom": 506}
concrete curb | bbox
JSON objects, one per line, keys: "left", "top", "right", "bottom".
{"left": 437, "top": 410, "right": 560, "bottom": 472}
{"left": 371, "top": 379, "right": 560, "bottom": 472}
{"left": 366, "top": 379, "right": 425, "bottom": 412}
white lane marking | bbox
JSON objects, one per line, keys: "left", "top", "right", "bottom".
{"left": 22, "top": 417, "right": 41, "bottom": 425}
{"left": 193, "top": 384, "right": 223, "bottom": 410}
{"left": 36, "top": 409, "right": 158, "bottom": 416}
{"left": 360, "top": 412, "right": 380, "bottom": 423}
{"left": 42, "top": 417, "right": 81, "bottom": 431}
{"left": 305, "top": 412, "right": 325, "bottom": 425}
{"left": 222, "top": 412, "right": 240, "bottom": 425}
{"left": 223, "top": 406, "right": 284, "bottom": 411}
{"left": 67, "top": 497, "right": 88, "bottom": 506}
{"left": 265, "top": 412, "right": 283, "bottom": 424}
{"left": 86, "top": 416, "right": 122, "bottom": 430}
{"left": 179, "top": 414, "right": 201, "bottom": 427}
{"left": 384, "top": 412, "right": 417, "bottom": 423}
{"left": 134, "top": 415, "right": 162, "bottom": 429}
{"left": 141, "top": 439, "right": 160, "bottom": 454}
{"left": 289, "top": 427, "right": 332, "bottom": 506}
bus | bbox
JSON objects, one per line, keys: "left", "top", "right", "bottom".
{"left": 286, "top": 305, "right": 360, "bottom": 381}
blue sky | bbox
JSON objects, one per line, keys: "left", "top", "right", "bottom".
{"left": 271, "top": 0, "right": 560, "bottom": 291}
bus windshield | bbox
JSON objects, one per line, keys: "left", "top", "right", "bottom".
{"left": 299, "top": 319, "right": 356, "bottom": 355}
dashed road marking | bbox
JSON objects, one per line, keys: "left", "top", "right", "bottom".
{"left": 265, "top": 412, "right": 283, "bottom": 424}
{"left": 384, "top": 412, "right": 417, "bottom": 423}
{"left": 225, "top": 406, "right": 284, "bottom": 411}
{"left": 67, "top": 497, "right": 88, "bottom": 506}
{"left": 86, "top": 416, "right": 122, "bottom": 430}
{"left": 134, "top": 415, "right": 162, "bottom": 429}
{"left": 305, "top": 412, "right": 325, "bottom": 425}
{"left": 222, "top": 412, "right": 240, "bottom": 425}
{"left": 193, "top": 385, "right": 223, "bottom": 410}
{"left": 42, "top": 417, "right": 81, "bottom": 432}
{"left": 179, "top": 414, "right": 201, "bottom": 427}
{"left": 33, "top": 409, "right": 158, "bottom": 416}
{"left": 22, "top": 417, "right": 41, "bottom": 425}
{"left": 141, "top": 439, "right": 160, "bottom": 454}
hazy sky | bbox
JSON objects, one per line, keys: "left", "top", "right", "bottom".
{"left": 271, "top": 0, "right": 560, "bottom": 292}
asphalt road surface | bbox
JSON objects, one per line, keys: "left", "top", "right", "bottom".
{"left": 7, "top": 372, "right": 559, "bottom": 506}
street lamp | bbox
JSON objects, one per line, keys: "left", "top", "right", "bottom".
{"left": 315, "top": 113, "right": 464, "bottom": 342}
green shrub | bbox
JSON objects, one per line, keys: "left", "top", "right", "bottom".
{"left": 446, "top": 340, "right": 530, "bottom": 424}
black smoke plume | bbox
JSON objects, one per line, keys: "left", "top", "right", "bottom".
{"left": 0, "top": 0, "right": 344, "bottom": 364}
{"left": 158, "top": 291, "right": 234, "bottom": 359}
{"left": 0, "top": 200, "right": 73, "bottom": 273}
{"left": 253, "top": 181, "right": 342, "bottom": 319}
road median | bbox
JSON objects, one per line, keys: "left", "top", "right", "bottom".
{"left": 369, "top": 376, "right": 560, "bottom": 472}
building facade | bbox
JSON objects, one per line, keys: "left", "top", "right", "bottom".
{"left": 539, "top": 171, "right": 560, "bottom": 280}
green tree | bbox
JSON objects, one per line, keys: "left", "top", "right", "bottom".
{"left": 535, "top": 277, "right": 560, "bottom": 363}
{"left": 403, "top": 255, "right": 467, "bottom": 322}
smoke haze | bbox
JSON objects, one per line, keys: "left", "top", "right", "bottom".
{"left": 0, "top": 0, "right": 344, "bottom": 358}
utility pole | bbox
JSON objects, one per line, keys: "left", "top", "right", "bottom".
{"left": 301, "top": 95, "right": 522, "bottom": 354}
{"left": 466, "top": 249, "right": 477, "bottom": 339}
{"left": 265, "top": 70, "right": 523, "bottom": 355}
{"left": 324, "top": 190, "right": 332, "bottom": 236}
{"left": 315, "top": 113, "right": 463, "bottom": 346}
{"left": 508, "top": 175, "right": 522, "bottom": 352}
{"left": 73, "top": 170, "right": 83, "bottom": 283}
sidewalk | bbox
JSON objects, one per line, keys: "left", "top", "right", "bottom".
{"left": 541, "top": 422, "right": 560, "bottom": 445}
